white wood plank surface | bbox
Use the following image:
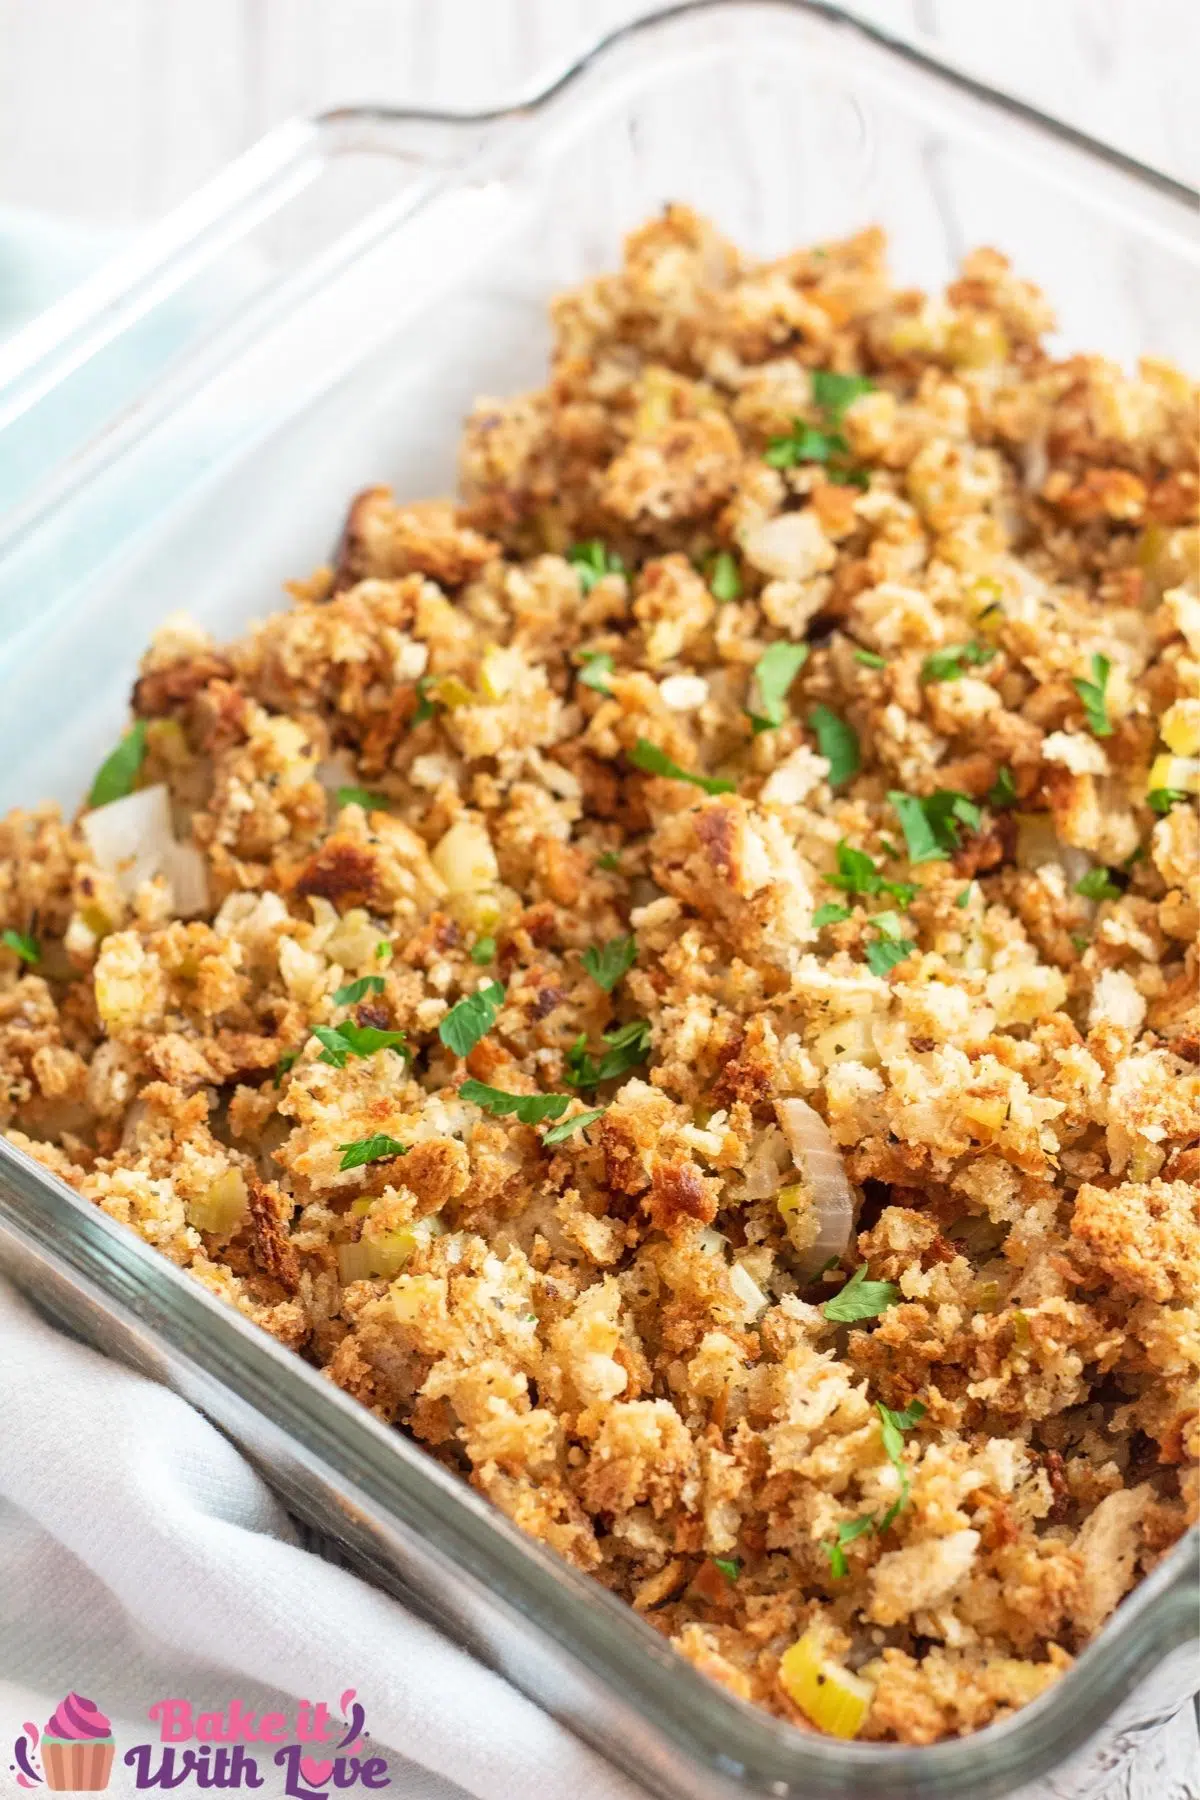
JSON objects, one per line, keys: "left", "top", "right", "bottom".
{"left": 0, "top": 2, "right": 1194, "bottom": 1794}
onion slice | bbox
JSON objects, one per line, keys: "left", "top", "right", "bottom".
{"left": 775, "top": 1096, "right": 856, "bottom": 1274}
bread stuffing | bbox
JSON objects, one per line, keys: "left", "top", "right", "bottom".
{"left": 1, "top": 208, "right": 1197, "bottom": 1743}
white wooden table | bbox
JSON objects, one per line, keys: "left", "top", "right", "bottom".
{"left": 0, "top": 3, "right": 1195, "bottom": 1795}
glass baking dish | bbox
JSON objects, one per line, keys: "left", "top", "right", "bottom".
{"left": 0, "top": 4, "right": 1196, "bottom": 1794}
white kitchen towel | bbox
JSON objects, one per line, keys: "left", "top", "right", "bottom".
{"left": 0, "top": 1275, "right": 647, "bottom": 1800}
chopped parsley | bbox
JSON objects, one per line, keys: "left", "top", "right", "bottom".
{"left": 332, "top": 975, "right": 385, "bottom": 1007}
{"left": 460, "top": 1080, "right": 571, "bottom": 1125}
{"left": 411, "top": 675, "right": 440, "bottom": 726}
{"left": 711, "top": 1555, "right": 742, "bottom": 1583}
{"left": 813, "top": 902, "right": 851, "bottom": 928}
{"left": 1, "top": 928, "right": 39, "bottom": 965}
{"left": 810, "top": 369, "right": 874, "bottom": 420}
{"left": 595, "top": 850, "right": 622, "bottom": 872}
{"left": 876, "top": 1399, "right": 926, "bottom": 1531}
{"left": 578, "top": 650, "right": 615, "bottom": 693}
{"left": 629, "top": 738, "right": 735, "bottom": 795}
{"left": 987, "top": 765, "right": 1017, "bottom": 809}
{"left": 375, "top": 941, "right": 391, "bottom": 961}
{"left": 826, "top": 841, "right": 916, "bottom": 905}
{"left": 763, "top": 422, "right": 843, "bottom": 469}
{"left": 955, "top": 884, "right": 973, "bottom": 909}
{"left": 273, "top": 1049, "right": 300, "bottom": 1087}
{"left": 865, "top": 931, "right": 916, "bottom": 977}
{"left": 822, "top": 1263, "right": 900, "bottom": 1324}
{"left": 1075, "top": 866, "right": 1121, "bottom": 902}
{"left": 808, "top": 704, "right": 860, "bottom": 787}
{"left": 1071, "top": 932, "right": 1091, "bottom": 954}
{"left": 747, "top": 641, "right": 809, "bottom": 734}
{"left": 565, "top": 1018, "right": 652, "bottom": 1089}
{"left": 1073, "top": 653, "right": 1113, "bottom": 737}
{"left": 889, "top": 789, "right": 981, "bottom": 863}
{"left": 569, "top": 540, "right": 625, "bottom": 594}
{"left": 439, "top": 979, "right": 505, "bottom": 1057}
{"left": 337, "top": 1133, "right": 409, "bottom": 1172}
{"left": 542, "top": 1107, "right": 606, "bottom": 1145}
{"left": 708, "top": 550, "right": 742, "bottom": 602}
{"left": 88, "top": 720, "right": 147, "bottom": 808}
{"left": 854, "top": 648, "right": 886, "bottom": 669}
{"left": 920, "top": 642, "right": 996, "bottom": 684}
{"left": 470, "top": 936, "right": 496, "bottom": 964}
{"left": 336, "top": 785, "right": 388, "bottom": 811}
{"left": 822, "top": 1513, "right": 876, "bottom": 1579}
{"left": 1148, "top": 787, "right": 1189, "bottom": 815}
{"left": 583, "top": 935, "right": 637, "bottom": 994}
{"left": 312, "top": 1022, "right": 408, "bottom": 1067}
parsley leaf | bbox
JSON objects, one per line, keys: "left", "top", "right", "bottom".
{"left": 338, "top": 1133, "right": 409, "bottom": 1172}
{"left": 865, "top": 934, "right": 915, "bottom": 977}
{"left": 1148, "top": 787, "right": 1189, "bottom": 815}
{"left": 439, "top": 979, "right": 505, "bottom": 1057}
{"left": 708, "top": 550, "right": 742, "bottom": 603}
{"left": 955, "top": 884, "right": 973, "bottom": 909}
{"left": 1070, "top": 932, "right": 1091, "bottom": 954}
{"left": 826, "top": 841, "right": 916, "bottom": 905}
{"left": 332, "top": 975, "right": 385, "bottom": 1007}
{"left": 920, "top": 642, "right": 996, "bottom": 684}
{"left": 313, "top": 1022, "right": 408, "bottom": 1067}
{"left": 470, "top": 937, "right": 496, "bottom": 964}
{"left": 578, "top": 650, "right": 615, "bottom": 693}
{"left": 411, "top": 676, "right": 440, "bottom": 726}
{"left": 810, "top": 370, "right": 874, "bottom": 420}
{"left": 808, "top": 704, "right": 860, "bottom": 787}
{"left": 987, "top": 766, "right": 1017, "bottom": 809}
{"left": 889, "top": 790, "right": 981, "bottom": 863}
{"left": 1073, "top": 654, "right": 1113, "bottom": 737}
{"left": 764, "top": 422, "right": 844, "bottom": 469}
{"left": 460, "top": 1080, "right": 571, "bottom": 1125}
{"left": 1075, "top": 866, "right": 1121, "bottom": 902}
{"left": 822, "top": 1513, "right": 876, "bottom": 1578}
{"left": 542, "top": 1106, "right": 606, "bottom": 1146}
{"left": 854, "top": 648, "right": 886, "bottom": 669}
{"left": 273, "top": 1049, "right": 300, "bottom": 1087}
{"left": 595, "top": 850, "right": 622, "bottom": 872}
{"left": 1, "top": 928, "right": 39, "bottom": 965}
{"left": 876, "top": 1398, "right": 926, "bottom": 1531}
{"left": 569, "top": 540, "right": 625, "bottom": 594}
{"left": 629, "top": 738, "right": 735, "bottom": 795}
{"left": 565, "top": 1018, "right": 652, "bottom": 1089}
{"left": 711, "top": 1555, "right": 741, "bottom": 1583}
{"left": 823, "top": 1263, "right": 900, "bottom": 1323}
{"left": 336, "top": 785, "right": 388, "bottom": 811}
{"left": 375, "top": 941, "right": 391, "bottom": 961}
{"left": 813, "top": 903, "right": 851, "bottom": 928}
{"left": 747, "top": 642, "right": 809, "bottom": 734}
{"left": 88, "top": 720, "right": 148, "bottom": 808}
{"left": 583, "top": 935, "right": 637, "bottom": 994}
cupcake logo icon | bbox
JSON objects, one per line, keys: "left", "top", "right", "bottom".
{"left": 12, "top": 1695, "right": 115, "bottom": 1791}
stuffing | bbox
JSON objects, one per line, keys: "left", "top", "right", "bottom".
{"left": 2, "top": 210, "right": 1195, "bottom": 1747}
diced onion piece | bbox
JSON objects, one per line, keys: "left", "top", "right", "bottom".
{"left": 775, "top": 1097, "right": 856, "bottom": 1274}
{"left": 740, "top": 1125, "right": 792, "bottom": 1200}
{"left": 186, "top": 1169, "right": 247, "bottom": 1235}
{"left": 83, "top": 784, "right": 173, "bottom": 897}
{"left": 779, "top": 1631, "right": 873, "bottom": 1738}
{"left": 162, "top": 839, "right": 211, "bottom": 918}
{"left": 431, "top": 675, "right": 475, "bottom": 710}
{"left": 742, "top": 510, "right": 832, "bottom": 582}
{"left": 698, "top": 1226, "right": 728, "bottom": 1256}
{"left": 432, "top": 819, "right": 499, "bottom": 894}
{"left": 1161, "top": 702, "right": 1200, "bottom": 757}
{"left": 83, "top": 782, "right": 210, "bottom": 916}
{"left": 479, "top": 645, "right": 522, "bottom": 701}
{"left": 729, "top": 1262, "right": 767, "bottom": 1319}
{"left": 339, "top": 1217, "right": 443, "bottom": 1285}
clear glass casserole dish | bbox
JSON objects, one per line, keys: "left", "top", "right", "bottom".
{"left": 0, "top": 4, "right": 1196, "bottom": 1795}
